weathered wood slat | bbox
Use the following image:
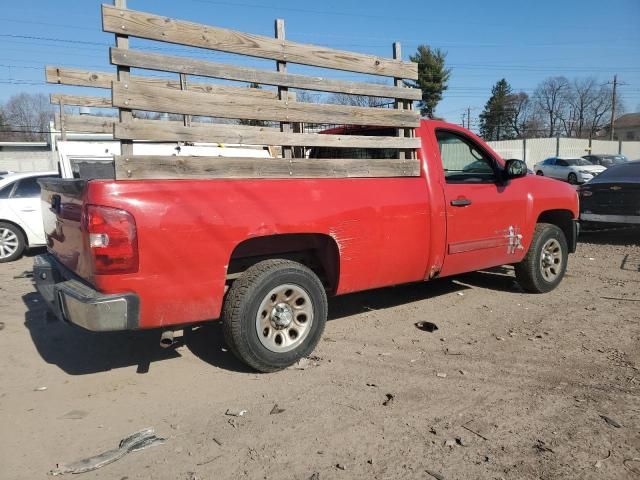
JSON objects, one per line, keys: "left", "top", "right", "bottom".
{"left": 55, "top": 114, "right": 116, "bottom": 134}
{"left": 102, "top": 5, "right": 418, "bottom": 80}
{"left": 115, "top": 119, "right": 421, "bottom": 149}
{"left": 50, "top": 94, "right": 113, "bottom": 108}
{"left": 115, "top": 155, "right": 421, "bottom": 179}
{"left": 112, "top": 81, "right": 419, "bottom": 128}
{"left": 45, "top": 66, "right": 278, "bottom": 99}
{"left": 110, "top": 48, "right": 422, "bottom": 101}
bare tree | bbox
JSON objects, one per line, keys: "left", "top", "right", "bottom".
{"left": 3, "top": 93, "right": 54, "bottom": 141}
{"left": 506, "top": 92, "right": 535, "bottom": 138}
{"left": 328, "top": 92, "right": 392, "bottom": 108}
{"left": 532, "top": 77, "right": 570, "bottom": 137}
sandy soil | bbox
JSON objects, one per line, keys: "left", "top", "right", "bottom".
{"left": 0, "top": 229, "right": 639, "bottom": 480}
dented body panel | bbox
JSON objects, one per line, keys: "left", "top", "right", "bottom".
{"left": 39, "top": 120, "right": 579, "bottom": 329}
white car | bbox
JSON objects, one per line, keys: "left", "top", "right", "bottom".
{"left": 0, "top": 171, "right": 59, "bottom": 262}
{"left": 534, "top": 157, "right": 606, "bottom": 184}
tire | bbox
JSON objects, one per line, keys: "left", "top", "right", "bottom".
{"left": 222, "top": 259, "right": 327, "bottom": 372}
{"left": 515, "top": 223, "right": 568, "bottom": 293}
{"left": 536, "top": 170, "right": 544, "bottom": 176}
{"left": 568, "top": 172, "right": 578, "bottom": 184}
{"left": 0, "top": 222, "right": 26, "bottom": 263}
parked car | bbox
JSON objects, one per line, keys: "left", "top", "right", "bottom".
{"left": 578, "top": 160, "right": 640, "bottom": 229}
{"left": 35, "top": 120, "right": 579, "bottom": 372}
{"left": 0, "top": 171, "right": 58, "bottom": 262}
{"left": 534, "top": 157, "right": 606, "bottom": 184}
{"left": 582, "top": 154, "right": 629, "bottom": 168}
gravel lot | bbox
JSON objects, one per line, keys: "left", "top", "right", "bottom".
{"left": 1, "top": 229, "right": 639, "bottom": 480}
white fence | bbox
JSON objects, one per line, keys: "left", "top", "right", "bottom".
{"left": 488, "top": 138, "right": 640, "bottom": 168}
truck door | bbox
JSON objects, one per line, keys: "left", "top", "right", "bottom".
{"left": 435, "top": 129, "right": 528, "bottom": 277}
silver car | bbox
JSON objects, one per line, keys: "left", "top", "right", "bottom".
{"left": 534, "top": 157, "right": 606, "bottom": 185}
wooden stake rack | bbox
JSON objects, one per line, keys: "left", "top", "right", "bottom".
{"left": 46, "top": 1, "right": 421, "bottom": 179}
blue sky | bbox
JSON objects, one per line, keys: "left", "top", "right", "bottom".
{"left": 1, "top": 0, "right": 639, "bottom": 127}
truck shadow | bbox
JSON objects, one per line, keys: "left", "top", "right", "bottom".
{"left": 22, "top": 291, "right": 183, "bottom": 375}
{"left": 23, "top": 269, "right": 521, "bottom": 375}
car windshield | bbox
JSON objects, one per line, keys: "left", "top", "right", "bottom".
{"left": 564, "top": 158, "right": 593, "bottom": 166}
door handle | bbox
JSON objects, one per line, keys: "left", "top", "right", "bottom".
{"left": 450, "top": 198, "right": 472, "bottom": 207}
{"left": 20, "top": 208, "right": 37, "bottom": 212}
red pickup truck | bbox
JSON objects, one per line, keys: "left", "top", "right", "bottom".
{"left": 35, "top": 120, "right": 578, "bottom": 372}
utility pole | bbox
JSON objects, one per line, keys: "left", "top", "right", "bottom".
{"left": 461, "top": 111, "right": 466, "bottom": 127}
{"left": 609, "top": 75, "right": 618, "bottom": 141}
{"left": 467, "top": 106, "right": 471, "bottom": 130}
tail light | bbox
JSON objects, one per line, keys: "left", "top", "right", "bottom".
{"left": 82, "top": 205, "right": 138, "bottom": 274}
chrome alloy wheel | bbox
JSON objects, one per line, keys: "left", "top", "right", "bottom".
{"left": 540, "top": 238, "right": 563, "bottom": 282}
{"left": 255, "top": 283, "right": 314, "bottom": 353}
{"left": 0, "top": 228, "right": 19, "bottom": 259}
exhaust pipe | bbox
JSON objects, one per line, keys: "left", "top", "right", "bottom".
{"left": 160, "top": 330, "right": 175, "bottom": 348}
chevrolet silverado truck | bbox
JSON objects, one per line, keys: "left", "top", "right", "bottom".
{"left": 34, "top": 120, "right": 579, "bottom": 372}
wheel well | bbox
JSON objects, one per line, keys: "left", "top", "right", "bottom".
{"left": 536, "top": 210, "right": 575, "bottom": 252}
{"left": 227, "top": 233, "right": 340, "bottom": 294}
{"left": 0, "top": 219, "right": 28, "bottom": 247}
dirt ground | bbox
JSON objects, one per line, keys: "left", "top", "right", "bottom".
{"left": 0, "top": 229, "right": 639, "bottom": 480}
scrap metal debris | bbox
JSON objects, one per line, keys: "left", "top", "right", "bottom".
{"left": 382, "top": 393, "right": 394, "bottom": 406}
{"left": 425, "top": 469, "right": 445, "bottom": 480}
{"left": 599, "top": 414, "right": 622, "bottom": 428}
{"left": 49, "top": 427, "right": 165, "bottom": 475}
{"left": 225, "top": 409, "right": 247, "bottom": 417}
{"left": 269, "top": 404, "right": 285, "bottom": 415}
{"left": 415, "top": 321, "right": 438, "bottom": 332}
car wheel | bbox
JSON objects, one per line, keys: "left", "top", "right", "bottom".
{"left": 515, "top": 223, "right": 568, "bottom": 293}
{"left": 536, "top": 170, "right": 544, "bottom": 176}
{"left": 0, "top": 222, "right": 26, "bottom": 263}
{"left": 222, "top": 259, "right": 327, "bottom": 372}
{"left": 568, "top": 172, "right": 578, "bottom": 184}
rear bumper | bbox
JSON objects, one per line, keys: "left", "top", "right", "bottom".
{"left": 33, "top": 254, "right": 139, "bottom": 331}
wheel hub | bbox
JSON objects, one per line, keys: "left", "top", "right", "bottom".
{"left": 271, "top": 303, "right": 293, "bottom": 329}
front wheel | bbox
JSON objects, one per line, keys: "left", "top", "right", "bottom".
{"left": 515, "top": 223, "right": 568, "bottom": 293}
{"left": 222, "top": 259, "right": 327, "bottom": 372}
{"left": 536, "top": 170, "right": 544, "bottom": 176}
{"left": 0, "top": 222, "right": 26, "bottom": 263}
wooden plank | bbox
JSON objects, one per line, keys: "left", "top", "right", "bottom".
{"left": 112, "top": 81, "right": 419, "bottom": 128}
{"left": 50, "top": 94, "right": 112, "bottom": 108}
{"left": 114, "top": 0, "right": 133, "bottom": 158}
{"left": 55, "top": 114, "right": 116, "bottom": 134}
{"left": 102, "top": 5, "right": 418, "bottom": 80}
{"left": 46, "top": 66, "right": 113, "bottom": 89}
{"left": 45, "top": 66, "right": 278, "bottom": 99}
{"left": 115, "top": 119, "right": 421, "bottom": 149}
{"left": 115, "top": 155, "right": 421, "bottom": 180}
{"left": 110, "top": 48, "right": 422, "bottom": 101}
{"left": 275, "top": 19, "right": 292, "bottom": 159}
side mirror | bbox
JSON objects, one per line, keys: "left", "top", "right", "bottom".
{"left": 503, "top": 159, "right": 528, "bottom": 180}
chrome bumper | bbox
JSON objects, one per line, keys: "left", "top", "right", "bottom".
{"left": 33, "top": 254, "right": 139, "bottom": 331}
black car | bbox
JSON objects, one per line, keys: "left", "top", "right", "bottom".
{"left": 582, "top": 154, "right": 629, "bottom": 168}
{"left": 578, "top": 161, "right": 640, "bottom": 229}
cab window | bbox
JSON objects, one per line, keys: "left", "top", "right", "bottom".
{"left": 435, "top": 130, "right": 496, "bottom": 183}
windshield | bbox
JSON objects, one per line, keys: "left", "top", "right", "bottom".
{"left": 565, "top": 158, "right": 594, "bottom": 166}
{"left": 601, "top": 155, "right": 628, "bottom": 165}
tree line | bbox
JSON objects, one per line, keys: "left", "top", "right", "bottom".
{"left": 0, "top": 93, "right": 53, "bottom": 142}
{"left": 478, "top": 77, "right": 622, "bottom": 141}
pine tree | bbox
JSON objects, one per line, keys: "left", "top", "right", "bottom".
{"left": 479, "top": 79, "right": 516, "bottom": 141}
{"left": 407, "top": 46, "right": 451, "bottom": 119}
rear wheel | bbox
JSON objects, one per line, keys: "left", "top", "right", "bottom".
{"left": 568, "top": 172, "right": 578, "bottom": 184}
{"left": 222, "top": 259, "right": 327, "bottom": 372}
{"left": 0, "top": 222, "right": 26, "bottom": 263}
{"left": 515, "top": 223, "right": 568, "bottom": 293}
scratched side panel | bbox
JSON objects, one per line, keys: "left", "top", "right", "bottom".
{"left": 87, "top": 177, "right": 430, "bottom": 328}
